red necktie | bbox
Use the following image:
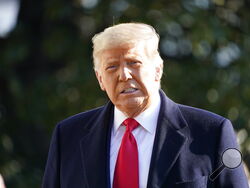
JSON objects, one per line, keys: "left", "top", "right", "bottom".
{"left": 113, "top": 118, "right": 139, "bottom": 188}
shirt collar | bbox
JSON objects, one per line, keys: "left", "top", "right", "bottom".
{"left": 113, "top": 92, "right": 161, "bottom": 135}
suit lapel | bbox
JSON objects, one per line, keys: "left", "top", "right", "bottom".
{"left": 80, "top": 102, "right": 113, "bottom": 188}
{"left": 147, "top": 90, "right": 189, "bottom": 188}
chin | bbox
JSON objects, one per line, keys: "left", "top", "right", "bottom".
{"left": 121, "top": 98, "right": 147, "bottom": 111}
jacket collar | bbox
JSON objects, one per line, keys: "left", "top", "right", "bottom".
{"left": 80, "top": 101, "right": 113, "bottom": 188}
{"left": 146, "top": 90, "right": 189, "bottom": 188}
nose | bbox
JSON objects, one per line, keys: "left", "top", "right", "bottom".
{"left": 118, "top": 65, "right": 132, "bottom": 81}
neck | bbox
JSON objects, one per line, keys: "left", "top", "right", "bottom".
{"left": 117, "top": 90, "right": 160, "bottom": 118}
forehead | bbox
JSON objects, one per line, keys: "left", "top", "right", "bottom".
{"left": 100, "top": 44, "right": 146, "bottom": 63}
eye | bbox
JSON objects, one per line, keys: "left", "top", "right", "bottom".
{"left": 127, "top": 61, "right": 140, "bottom": 66}
{"left": 105, "top": 65, "right": 118, "bottom": 71}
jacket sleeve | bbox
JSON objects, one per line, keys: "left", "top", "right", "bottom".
{"left": 213, "top": 119, "right": 249, "bottom": 188}
{"left": 42, "top": 124, "right": 61, "bottom": 188}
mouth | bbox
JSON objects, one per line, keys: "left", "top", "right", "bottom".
{"left": 121, "top": 88, "right": 138, "bottom": 94}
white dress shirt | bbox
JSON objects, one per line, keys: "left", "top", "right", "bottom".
{"left": 110, "top": 93, "right": 161, "bottom": 188}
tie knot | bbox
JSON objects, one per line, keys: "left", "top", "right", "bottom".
{"left": 123, "top": 118, "right": 139, "bottom": 132}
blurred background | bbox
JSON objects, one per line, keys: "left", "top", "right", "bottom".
{"left": 0, "top": 0, "right": 250, "bottom": 187}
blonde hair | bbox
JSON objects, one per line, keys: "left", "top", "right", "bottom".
{"left": 92, "top": 22, "right": 163, "bottom": 71}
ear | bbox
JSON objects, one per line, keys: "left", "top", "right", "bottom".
{"left": 95, "top": 71, "right": 106, "bottom": 91}
{"left": 155, "top": 64, "right": 163, "bottom": 81}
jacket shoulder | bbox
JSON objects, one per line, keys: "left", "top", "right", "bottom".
{"left": 57, "top": 106, "right": 105, "bottom": 130}
{"left": 177, "top": 104, "right": 229, "bottom": 134}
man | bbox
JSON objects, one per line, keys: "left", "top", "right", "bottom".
{"left": 42, "top": 23, "right": 249, "bottom": 188}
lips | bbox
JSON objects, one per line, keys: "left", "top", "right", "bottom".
{"left": 121, "top": 88, "right": 138, "bottom": 94}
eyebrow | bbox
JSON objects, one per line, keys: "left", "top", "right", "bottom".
{"left": 105, "top": 60, "right": 119, "bottom": 65}
{"left": 103, "top": 53, "right": 143, "bottom": 64}
{"left": 123, "top": 54, "right": 142, "bottom": 61}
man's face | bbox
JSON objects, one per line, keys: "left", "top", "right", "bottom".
{"left": 95, "top": 43, "right": 162, "bottom": 117}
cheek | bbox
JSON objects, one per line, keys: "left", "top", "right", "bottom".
{"left": 137, "top": 70, "right": 157, "bottom": 93}
{"left": 139, "top": 69, "right": 155, "bottom": 83}
{"left": 103, "top": 78, "right": 116, "bottom": 95}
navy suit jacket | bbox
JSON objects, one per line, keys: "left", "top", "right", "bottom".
{"left": 42, "top": 90, "right": 249, "bottom": 188}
